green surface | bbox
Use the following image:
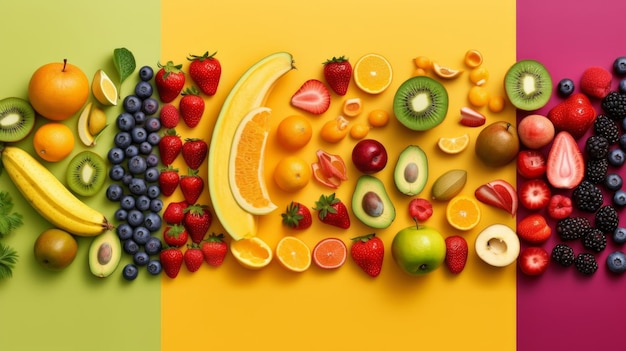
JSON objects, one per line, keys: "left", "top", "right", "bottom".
{"left": 0, "top": 1, "right": 161, "bottom": 350}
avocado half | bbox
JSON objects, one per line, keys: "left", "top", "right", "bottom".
{"left": 351, "top": 175, "right": 396, "bottom": 229}
{"left": 88, "top": 230, "right": 122, "bottom": 278}
{"left": 393, "top": 145, "right": 428, "bottom": 196}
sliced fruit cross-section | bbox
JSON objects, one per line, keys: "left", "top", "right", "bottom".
{"left": 446, "top": 195, "right": 481, "bottom": 231}
{"left": 275, "top": 236, "right": 311, "bottom": 272}
{"left": 230, "top": 236, "right": 273, "bottom": 269}
{"left": 92, "top": 69, "right": 118, "bottom": 106}
{"left": 353, "top": 53, "right": 393, "bottom": 94}
{"left": 437, "top": 133, "right": 469, "bottom": 154}
{"left": 312, "top": 237, "right": 347, "bottom": 269}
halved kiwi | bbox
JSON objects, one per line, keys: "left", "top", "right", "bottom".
{"left": 504, "top": 59, "right": 553, "bottom": 111}
{"left": 0, "top": 97, "right": 36, "bottom": 142}
{"left": 66, "top": 151, "right": 106, "bottom": 197}
{"left": 393, "top": 76, "right": 449, "bottom": 131}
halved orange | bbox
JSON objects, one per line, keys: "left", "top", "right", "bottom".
{"left": 437, "top": 133, "right": 470, "bottom": 154}
{"left": 312, "top": 237, "right": 347, "bottom": 269}
{"left": 276, "top": 236, "right": 311, "bottom": 272}
{"left": 353, "top": 53, "right": 393, "bottom": 94}
{"left": 446, "top": 195, "right": 481, "bottom": 231}
{"left": 229, "top": 106, "right": 277, "bottom": 215}
{"left": 230, "top": 237, "right": 273, "bottom": 270}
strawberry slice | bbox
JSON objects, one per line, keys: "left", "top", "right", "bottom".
{"left": 546, "top": 131, "right": 585, "bottom": 189}
{"left": 518, "top": 246, "right": 550, "bottom": 276}
{"left": 291, "top": 79, "right": 331, "bottom": 115}
{"left": 459, "top": 107, "right": 486, "bottom": 127}
{"left": 519, "top": 179, "right": 551, "bottom": 210}
{"left": 474, "top": 179, "right": 518, "bottom": 216}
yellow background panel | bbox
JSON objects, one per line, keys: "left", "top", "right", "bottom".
{"left": 161, "top": 0, "right": 517, "bottom": 350}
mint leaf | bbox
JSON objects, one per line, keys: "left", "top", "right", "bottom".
{"left": 113, "top": 47, "right": 136, "bottom": 89}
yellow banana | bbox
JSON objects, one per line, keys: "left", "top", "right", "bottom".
{"left": 1, "top": 146, "right": 111, "bottom": 236}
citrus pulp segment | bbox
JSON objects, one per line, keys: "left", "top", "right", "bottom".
{"left": 230, "top": 236, "right": 273, "bottom": 269}
{"left": 353, "top": 53, "right": 393, "bottom": 94}
{"left": 446, "top": 195, "right": 481, "bottom": 231}
{"left": 229, "top": 106, "right": 277, "bottom": 215}
{"left": 275, "top": 236, "right": 311, "bottom": 272}
{"left": 437, "top": 133, "right": 470, "bottom": 154}
{"left": 312, "top": 237, "right": 347, "bottom": 269}
{"left": 92, "top": 69, "right": 118, "bottom": 106}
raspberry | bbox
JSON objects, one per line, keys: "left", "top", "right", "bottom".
{"left": 572, "top": 180, "right": 603, "bottom": 212}
{"left": 551, "top": 244, "right": 575, "bottom": 267}
{"left": 582, "top": 229, "right": 607, "bottom": 252}
{"left": 574, "top": 253, "right": 598, "bottom": 275}
{"left": 601, "top": 91, "right": 626, "bottom": 120}
{"left": 580, "top": 66, "right": 612, "bottom": 99}
{"left": 585, "top": 158, "right": 608, "bottom": 184}
{"left": 594, "top": 115, "right": 619, "bottom": 144}
{"left": 585, "top": 135, "right": 609, "bottom": 159}
{"left": 556, "top": 217, "right": 592, "bottom": 241}
{"left": 595, "top": 205, "right": 619, "bottom": 233}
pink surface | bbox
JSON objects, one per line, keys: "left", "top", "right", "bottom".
{"left": 517, "top": 1, "right": 626, "bottom": 350}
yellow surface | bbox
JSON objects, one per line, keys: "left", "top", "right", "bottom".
{"left": 161, "top": 0, "right": 517, "bottom": 350}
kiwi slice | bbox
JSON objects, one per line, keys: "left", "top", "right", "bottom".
{"left": 0, "top": 97, "right": 36, "bottom": 142}
{"left": 504, "top": 59, "right": 553, "bottom": 111}
{"left": 393, "top": 76, "right": 449, "bottom": 131}
{"left": 66, "top": 151, "right": 106, "bottom": 197}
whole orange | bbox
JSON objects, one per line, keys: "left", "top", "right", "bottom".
{"left": 33, "top": 123, "right": 75, "bottom": 162}
{"left": 28, "top": 59, "right": 89, "bottom": 121}
{"left": 275, "top": 115, "right": 312, "bottom": 150}
{"left": 273, "top": 156, "right": 311, "bottom": 192}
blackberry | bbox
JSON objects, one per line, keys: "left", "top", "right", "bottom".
{"left": 551, "top": 244, "right": 575, "bottom": 267}
{"left": 602, "top": 91, "right": 626, "bottom": 120}
{"left": 585, "top": 135, "right": 609, "bottom": 159}
{"left": 584, "top": 158, "right": 608, "bottom": 184}
{"left": 556, "top": 216, "right": 592, "bottom": 241}
{"left": 582, "top": 229, "right": 607, "bottom": 252}
{"left": 574, "top": 253, "right": 599, "bottom": 275}
{"left": 572, "top": 180, "right": 603, "bottom": 212}
{"left": 594, "top": 115, "right": 619, "bottom": 144}
{"left": 595, "top": 205, "right": 619, "bottom": 233}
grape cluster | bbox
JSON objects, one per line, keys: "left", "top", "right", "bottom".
{"left": 105, "top": 66, "right": 164, "bottom": 280}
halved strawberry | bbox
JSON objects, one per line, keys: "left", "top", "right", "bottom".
{"left": 474, "top": 179, "right": 518, "bottom": 216}
{"left": 291, "top": 79, "right": 331, "bottom": 115}
{"left": 519, "top": 179, "right": 551, "bottom": 210}
{"left": 518, "top": 246, "right": 550, "bottom": 276}
{"left": 459, "top": 107, "right": 486, "bottom": 127}
{"left": 546, "top": 131, "right": 585, "bottom": 189}
{"left": 517, "top": 150, "right": 547, "bottom": 179}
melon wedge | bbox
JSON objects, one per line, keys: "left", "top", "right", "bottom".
{"left": 208, "top": 52, "right": 294, "bottom": 240}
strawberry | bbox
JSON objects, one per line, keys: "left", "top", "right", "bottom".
{"left": 517, "top": 213, "right": 551, "bottom": 244}
{"left": 517, "top": 150, "right": 547, "bottom": 179}
{"left": 546, "top": 131, "right": 585, "bottom": 189}
{"left": 290, "top": 79, "right": 331, "bottom": 115}
{"left": 159, "top": 104, "right": 180, "bottom": 129}
{"left": 158, "top": 166, "right": 179, "bottom": 197}
{"left": 160, "top": 247, "right": 184, "bottom": 278}
{"left": 281, "top": 201, "right": 312, "bottom": 230}
{"left": 323, "top": 56, "right": 352, "bottom": 95}
{"left": 547, "top": 93, "right": 596, "bottom": 140}
{"left": 188, "top": 51, "right": 221, "bottom": 96}
{"left": 408, "top": 198, "right": 433, "bottom": 222}
{"left": 547, "top": 194, "right": 573, "bottom": 219}
{"left": 459, "top": 106, "right": 486, "bottom": 127}
{"left": 155, "top": 61, "right": 185, "bottom": 103}
{"left": 159, "top": 129, "right": 182, "bottom": 165}
{"left": 474, "top": 179, "right": 519, "bottom": 216}
{"left": 350, "top": 233, "right": 384, "bottom": 277}
{"left": 163, "top": 224, "right": 189, "bottom": 247}
{"left": 182, "top": 138, "right": 208, "bottom": 170}
{"left": 445, "top": 235, "right": 468, "bottom": 274}
{"left": 183, "top": 204, "right": 212, "bottom": 244}
{"left": 183, "top": 244, "right": 205, "bottom": 272}
{"left": 580, "top": 66, "right": 612, "bottom": 99}
{"left": 518, "top": 246, "right": 550, "bottom": 276}
{"left": 200, "top": 233, "right": 228, "bottom": 267}
{"left": 519, "top": 179, "right": 551, "bottom": 210}
{"left": 179, "top": 168, "right": 204, "bottom": 205}
{"left": 179, "top": 87, "right": 205, "bottom": 128}
{"left": 163, "top": 200, "right": 189, "bottom": 224}
{"left": 313, "top": 193, "right": 350, "bottom": 229}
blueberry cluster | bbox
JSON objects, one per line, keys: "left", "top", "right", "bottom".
{"left": 105, "top": 66, "right": 164, "bottom": 280}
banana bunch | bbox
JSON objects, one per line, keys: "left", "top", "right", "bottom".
{"left": 1, "top": 146, "right": 111, "bottom": 236}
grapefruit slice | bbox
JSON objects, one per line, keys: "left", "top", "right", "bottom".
{"left": 312, "top": 237, "right": 347, "bottom": 269}
{"left": 546, "top": 131, "right": 584, "bottom": 189}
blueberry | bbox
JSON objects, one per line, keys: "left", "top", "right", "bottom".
{"left": 132, "top": 226, "right": 151, "bottom": 245}
{"left": 145, "top": 118, "right": 161, "bottom": 133}
{"left": 127, "top": 210, "right": 145, "bottom": 227}
{"left": 135, "top": 81, "right": 153, "bottom": 99}
{"left": 614, "top": 227, "right": 626, "bottom": 244}
{"left": 142, "top": 97, "right": 159, "bottom": 116}
{"left": 146, "top": 260, "right": 162, "bottom": 275}
{"left": 128, "top": 155, "right": 147, "bottom": 175}
{"left": 128, "top": 177, "right": 147, "bottom": 195}
{"left": 114, "top": 131, "right": 132, "bottom": 149}
{"left": 146, "top": 132, "right": 161, "bottom": 146}
{"left": 122, "top": 263, "right": 139, "bottom": 281}
{"left": 557, "top": 78, "right": 575, "bottom": 97}
{"left": 144, "top": 237, "right": 163, "bottom": 255}
{"left": 107, "top": 147, "right": 125, "bottom": 164}
{"left": 123, "top": 239, "right": 140, "bottom": 255}
{"left": 125, "top": 145, "right": 139, "bottom": 158}
{"left": 144, "top": 212, "right": 162, "bottom": 232}
{"left": 116, "top": 223, "right": 133, "bottom": 241}
{"left": 146, "top": 154, "right": 159, "bottom": 168}
{"left": 133, "top": 111, "right": 146, "bottom": 124}
{"left": 109, "top": 164, "right": 126, "bottom": 181}
{"left": 123, "top": 95, "right": 142, "bottom": 113}
{"left": 150, "top": 198, "right": 163, "bottom": 213}
{"left": 607, "top": 251, "right": 626, "bottom": 273}
{"left": 613, "top": 190, "right": 626, "bottom": 207}
{"left": 608, "top": 148, "right": 626, "bottom": 167}
{"left": 120, "top": 195, "right": 136, "bottom": 211}
{"left": 605, "top": 173, "right": 623, "bottom": 191}
{"left": 133, "top": 251, "right": 150, "bottom": 267}
{"left": 139, "top": 65, "right": 154, "bottom": 81}
{"left": 114, "top": 208, "right": 128, "bottom": 221}
{"left": 116, "top": 112, "right": 135, "bottom": 132}
{"left": 106, "top": 183, "right": 124, "bottom": 202}
{"left": 613, "top": 56, "right": 626, "bottom": 76}
{"left": 122, "top": 173, "right": 134, "bottom": 186}
{"left": 145, "top": 167, "right": 160, "bottom": 183}
{"left": 146, "top": 185, "right": 161, "bottom": 199}
{"left": 135, "top": 195, "right": 151, "bottom": 212}
{"left": 139, "top": 141, "right": 153, "bottom": 155}
{"left": 131, "top": 127, "right": 147, "bottom": 144}
{"left": 620, "top": 78, "right": 626, "bottom": 94}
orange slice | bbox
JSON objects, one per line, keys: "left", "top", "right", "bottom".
{"left": 229, "top": 106, "right": 277, "bottom": 215}
{"left": 312, "top": 237, "right": 347, "bottom": 269}
{"left": 432, "top": 63, "right": 463, "bottom": 79}
{"left": 446, "top": 195, "right": 481, "bottom": 231}
{"left": 437, "top": 133, "right": 470, "bottom": 154}
{"left": 353, "top": 53, "right": 393, "bottom": 94}
{"left": 230, "top": 237, "right": 273, "bottom": 269}
{"left": 276, "top": 236, "right": 311, "bottom": 272}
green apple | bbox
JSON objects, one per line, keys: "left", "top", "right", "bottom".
{"left": 34, "top": 228, "right": 78, "bottom": 271}
{"left": 391, "top": 224, "right": 446, "bottom": 275}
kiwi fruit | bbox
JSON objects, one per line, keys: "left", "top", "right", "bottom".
{"left": 0, "top": 97, "right": 36, "bottom": 142}
{"left": 504, "top": 59, "right": 553, "bottom": 111}
{"left": 66, "top": 151, "right": 106, "bottom": 197}
{"left": 393, "top": 76, "right": 449, "bottom": 131}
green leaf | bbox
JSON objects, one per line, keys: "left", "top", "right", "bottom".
{"left": 0, "top": 242, "right": 18, "bottom": 279}
{"left": 113, "top": 47, "right": 136, "bottom": 89}
{"left": 0, "top": 192, "right": 24, "bottom": 238}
